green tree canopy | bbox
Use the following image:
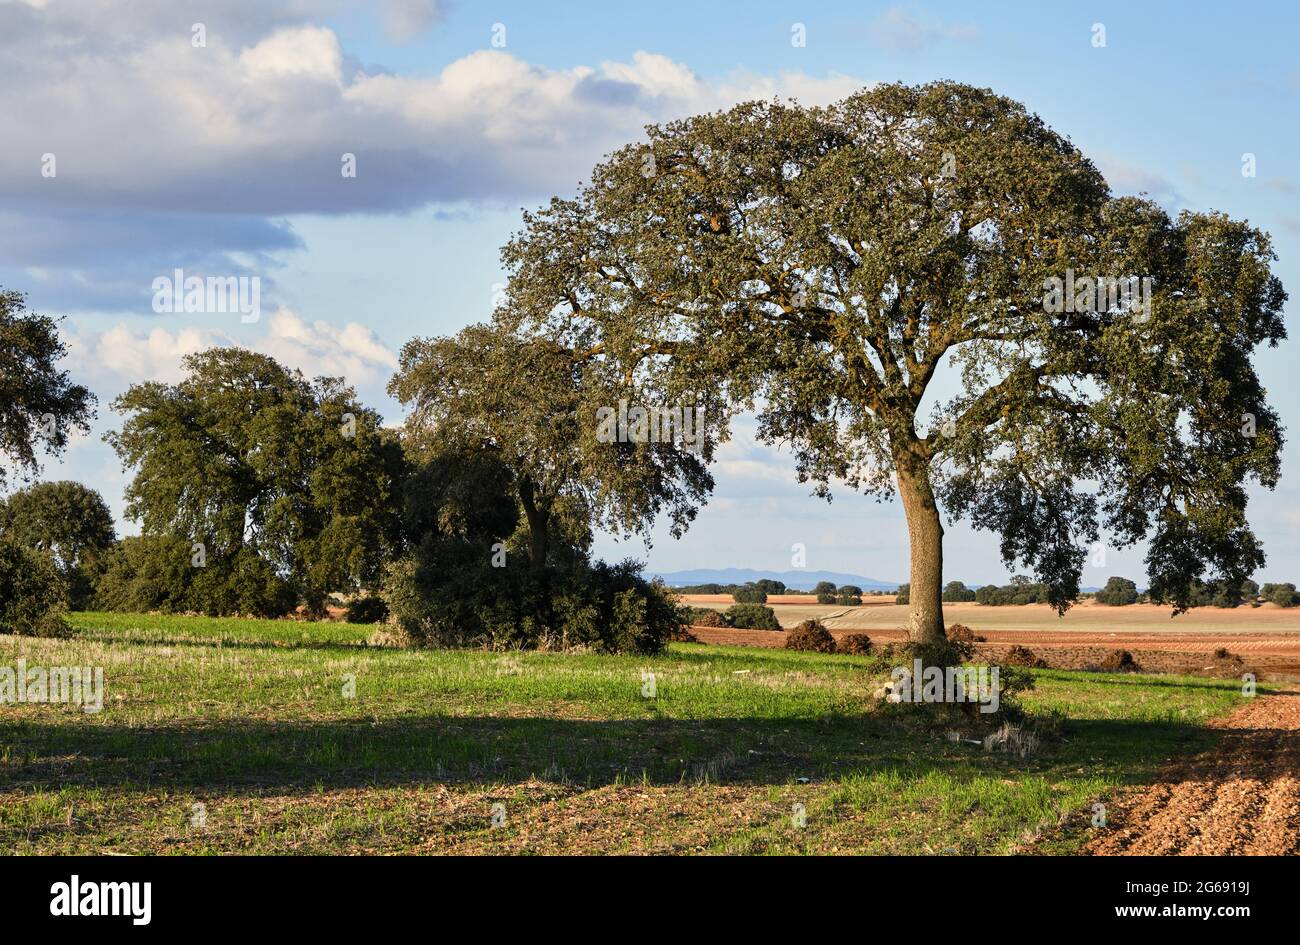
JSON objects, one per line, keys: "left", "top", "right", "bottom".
{"left": 0, "top": 480, "right": 116, "bottom": 609}
{"left": 389, "top": 322, "right": 715, "bottom": 571}
{"left": 0, "top": 289, "right": 93, "bottom": 489}
{"left": 1095, "top": 576, "right": 1139, "bottom": 606}
{"left": 942, "top": 580, "right": 977, "bottom": 602}
{"left": 106, "top": 348, "right": 405, "bottom": 614}
{"left": 500, "top": 81, "right": 1286, "bottom": 642}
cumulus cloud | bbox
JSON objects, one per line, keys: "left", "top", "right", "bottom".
{"left": 258, "top": 309, "right": 399, "bottom": 385}
{"left": 61, "top": 308, "right": 399, "bottom": 397}
{"left": 2, "top": 16, "right": 865, "bottom": 214}
{"left": 0, "top": 2, "right": 867, "bottom": 311}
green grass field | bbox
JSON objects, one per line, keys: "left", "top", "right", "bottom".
{"left": 0, "top": 612, "right": 1252, "bottom": 854}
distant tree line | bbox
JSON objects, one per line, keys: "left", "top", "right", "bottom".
{"left": 812, "top": 581, "right": 864, "bottom": 605}
{"left": 672, "top": 579, "right": 876, "bottom": 606}
{"left": 901, "top": 574, "right": 1300, "bottom": 608}
{"left": 673, "top": 579, "right": 788, "bottom": 599}
{"left": 683, "top": 603, "right": 781, "bottom": 631}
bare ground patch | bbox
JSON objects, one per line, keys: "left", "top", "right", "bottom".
{"left": 1073, "top": 689, "right": 1300, "bottom": 855}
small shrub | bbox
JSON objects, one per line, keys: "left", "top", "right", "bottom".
{"left": 1003, "top": 644, "right": 1048, "bottom": 668}
{"left": 0, "top": 539, "right": 70, "bottom": 636}
{"left": 724, "top": 603, "right": 781, "bottom": 630}
{"left": 386, "top": 555, "right": 682, "bottom": 654}
{"left": 880, "top": 638, "right": 974, "bottom": 670}
{"left": 785, "top": 619, "right": 836, "bottom": 653}
{"left": 94, "top": 535, "right": 296, "bottom": 617}
{"left": 838, "top": 633, "right": 873, "bottom": 655}
{"left": 688, "top": 608, "right": 728, "bottom": 628}
{"left": 1097, "top": 649, "right": 1142, "bottom": 673}
{"left": 946, "top": 624, "right": 985, "bottom": 645}
{"left": 872, "top": 645, "right": 1036, "bottom": 723}
{"left": 344, "top": 596, "right": 389, "bottom": 624}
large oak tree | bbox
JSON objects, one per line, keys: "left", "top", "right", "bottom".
{"left": 0, "top": 289, "right": 93, "bottom": 489}
{"left": 108, "top": 348, "right": 406, "bottom": 615}
{"left": 501, "top": 82, "right": 1286, "bottom": 643}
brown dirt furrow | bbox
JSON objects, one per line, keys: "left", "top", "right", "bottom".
{"left": 1187, "top": 774, "right": 1268, "bottom": 854}
{"left": 1242, "top": 718, "right": 1300, "bottom": 855}
{"left": 1084, "top": 689, "right": 1300, "bottom": 856}
{"left": 1242, "top": 775, "right": 1300, "bottom": 855}
{"left": 1085, "top": 783, "right": 1174, "bottom": 854}
{"left": 1105, "top": 779, "right": 1220, "bottom": 856}
{"left": 688, "top": 625, "right": 1300, "bottom": 678}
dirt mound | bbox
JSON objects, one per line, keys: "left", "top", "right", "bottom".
{"left": 785, "top": 619, "right": 837, "bottom": 653}
{"left": 838, "top": 633, "right": 873, "bottom": 655}
{"left": 1095, "top": 649, "right": 1142, "bottom": 673}
{"left": 1003, "top": 644, "right": 1048, "bottom": 668}
{"left": 947, "top": 624, "right": 986, "bottom": 644}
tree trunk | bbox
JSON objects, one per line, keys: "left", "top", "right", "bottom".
{"left": 896, "top": 457, "right": 946, "bottom": 644}
{"left": 518, "top": 477, "right": 549, "bottom": 571}
{"left": 303, "top": 587, "right": 329, "bottom": 621}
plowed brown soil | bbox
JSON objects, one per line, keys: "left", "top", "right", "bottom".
{"left": 687, "top": 625, "right": 1300, "bottom": 677}
{"left": 1084, "top": 689, "right": 1300, "bottom": 855}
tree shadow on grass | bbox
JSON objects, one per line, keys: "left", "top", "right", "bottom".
{"left": 74, "top": 632, "right": 373, "bottom": 653}
{"left": 0, "top": 710, "right": 1223, "bottom": 798}
{"left": 1033, "top": 672, "right": 1251, "bottom": 692}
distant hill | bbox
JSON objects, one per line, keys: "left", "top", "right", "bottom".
{"left": 650, "top": 568, "right": 899, "bottom": 591}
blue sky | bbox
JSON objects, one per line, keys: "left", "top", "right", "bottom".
{"left": 3, "top": 0, "right": 1297, "bottom": 585}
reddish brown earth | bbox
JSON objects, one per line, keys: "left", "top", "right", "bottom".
{"left": 1083, "top": 689, "right": 1300, "bottom": 855}
{"left": 681, "top": 594, "right": 896, "bottom": 606}
{"left": 686, "top": 625, "right": 1300, "bottom": 678}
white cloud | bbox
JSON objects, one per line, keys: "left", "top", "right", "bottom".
{"left": 870, "top": 7, "right": 977, "bottom": 54}
{"left": 0, "top": 21, "right": 868, "bottom": 215}
{"left": 258, "top": 308, "right": 398, "bottom": 384}
{"left": 62, "top": 308, "right": 398, "bottom": 396}
{"left": 0, "top": 6, "right": 869, "bottom": 310}
{"left": 64, "top": 323, "right": 228, "bottom": 391}
{"left": 239, "top": 25, "right": 344, "bottom": 83}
